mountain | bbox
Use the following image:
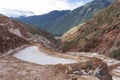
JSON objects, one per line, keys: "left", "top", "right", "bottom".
{"left": 44, "top": 0, "right": 113, "bottom": 36}
{"left": 16, "top": 0, "right": 113, "bottom": 36}
{"left": 0, "top": 9, "right": 119, "bottom": 80}
{"left": 0, "top": 14, "right": 58, "bottom": 54}
{"left": 61, "top": 0, "right": 120, "bottom": 60}
{"left": 0, "top": 8, "right": 35, "bottom": 17}
{"left": 15, "top": 10, "right": 70, "bottom": 29}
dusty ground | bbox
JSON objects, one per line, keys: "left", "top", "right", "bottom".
{"left": 67, "top": 52, "right": 120, "bottom": 80}
{"left": 0, "top": 44, "right": 100, "bottom": 80}
{"left": 0, "top": 55, "right": 99, "bottom": 80}
{"left": 0, "top": 44, "right": 119, "bottom": 80}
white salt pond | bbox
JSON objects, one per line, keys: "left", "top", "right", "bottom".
{"left": 14, "top": 46, "right": 77, "bottom": 65}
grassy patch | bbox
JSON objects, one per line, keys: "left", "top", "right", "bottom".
{"left": 110, "top": 48, "right": 120, "bottom": 59}
{"left": 81, "top": 26, "right": 95, "bottom": 39}
{"left": 62, "top": 40, "right": 77, "bottom": 51}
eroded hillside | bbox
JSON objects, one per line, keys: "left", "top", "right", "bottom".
{"left": 0, "top": 14, "right": 59, "bottom": 54}
{"left": 61, "top": 0, "right": 120, "bottom": 60}
{"left": 0, "top": 1, "right": 119, "bottom": 80}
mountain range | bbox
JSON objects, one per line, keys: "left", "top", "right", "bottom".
{"left": 15, "top": 0, "right": 113, "bottom": 36}
{"left": 15, "top": 10, "right": 70, "bottom": 29}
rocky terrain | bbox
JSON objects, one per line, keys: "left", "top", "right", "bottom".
{"left": 0, "top": 55, "right": 100, "bottom": 80}
{"left": 0, "top": 14, "right": 29, "bottom": 38}
{"left": 0, "top": 43, "right": 120, "bottom": 80}
{"left": 0, "top": 31, "right": 29, "bottom": 54}
{"left": 0, "top": 0, "right": 120, "bottom": 80}
{"left": 61, "top": 0, "right": 120, "bottom": 60}
{"left": 0, "top": 14, "right": 59, "bottom": 54}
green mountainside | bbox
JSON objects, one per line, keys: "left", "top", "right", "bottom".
{"left": 15, "top": 10, "right": 70, "bottom": 29}
{"left": 15, "top": 0, "right": 113, "bottom": 36}
{"left": 44, "top": 0, "right": 113, "bottom": 36}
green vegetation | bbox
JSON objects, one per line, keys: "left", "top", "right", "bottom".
{"left": 81, "top": 26, "right": 96, "bottom": 39}
{"left": 110, "top": 48, "right": 120, "bottom": 59}
{"left": 62, "top": 0, "right": 119, "bottom": 50}
{"left": 15, "top": 10, "right": 70, "bottom": 31}
{"left": 79, "top": 3, "right": 116, "bottom": 39}
{"left": 62, "top": 40, "right": 77, "bottom": 51}
{"left": 45, "top": 0, "right": 112, "bottom": 36}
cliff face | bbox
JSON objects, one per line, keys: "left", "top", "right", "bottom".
{"left": 62, "top": 0, "right": 120, "bottom": 59}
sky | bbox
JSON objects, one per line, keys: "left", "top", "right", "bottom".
{"left": 0, "top": 0, "right": 92, "bottom": 15}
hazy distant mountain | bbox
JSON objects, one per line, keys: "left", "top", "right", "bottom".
{"left": 0, "top": 8, "right": 35, "bottom": 17}
{"left": 15, "top": 10, "right": 70, "bottom": 29}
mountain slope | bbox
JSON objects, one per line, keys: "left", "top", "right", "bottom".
{"left": 15, "top": 0, "right": 113, "bottom": 36}
{"left": 15, "top": 10, "right": 70, "bottom": 29}
{"left": 0, "top": 14, "right": 58, "bottom": 54}
{"left": 43, "top": 0, "right": 113, "bottom": 36}
{"left": 61, "top": 0, "right": 120, "bottom": 60}
{"left": 0, "top": 31, "right": 29, "bottom": 54}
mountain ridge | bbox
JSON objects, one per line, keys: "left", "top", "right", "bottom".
{"left": 15, "top": 0, "right": 113, "bottom": 36}
{"left": 15, "top": 10, "right": 70, "bottom": 29}
{"left": 45, "top": 0, "right": 113, "bottom": 36}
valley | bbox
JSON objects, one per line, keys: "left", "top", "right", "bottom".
{"left": 0, "top": 0, "right": 120, "bottom": 80}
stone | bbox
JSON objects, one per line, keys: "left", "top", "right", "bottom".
{"left": 71, "top": 78, "right": 77, "bottom": 80}
{"left": 94, "top": 63, "right": 112, "bottom": 80}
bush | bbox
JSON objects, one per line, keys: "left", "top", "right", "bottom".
{"left": 62, "top": 40, "right": 77, "bottom": 51}
{"left": 110, "top": 48, "right": 120, "bottom": 60}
